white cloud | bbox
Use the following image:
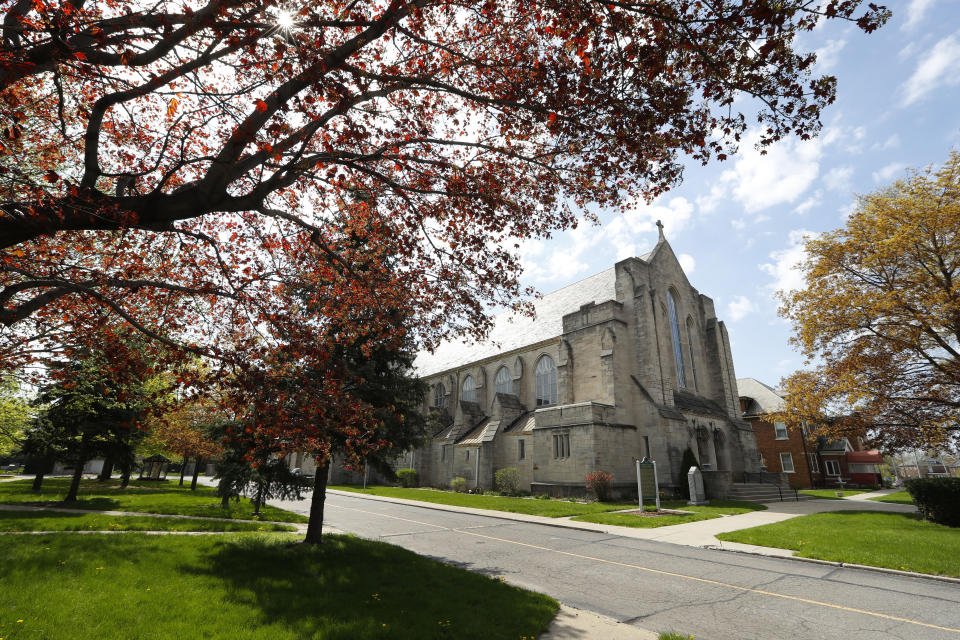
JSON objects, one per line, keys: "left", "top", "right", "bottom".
{"left": 726, "top": 295, "right": 757, "bottom": 322}
{"left": 903, "top": 0, "right": 936, "bottom": 31}
{"left": 873, "top": 134, "right": 901, "bottom": 151}
{"left": 823, "top": 166, "right": 854, "bottom": 191}
{"left": 873, "top": 162, "right": 906, "bottom": 182}
{"left": 794, "top": 191, "right": 822, "bottom": 215}
{"left": 730, "top": 217, "right": 746, "bottom": 230}
{"left": 677, "top": 253, "right": 696, "bottom": 274}
{"left": 838, "top": 200, "right": 859, "bottom": 220}
{"left": 760, "top": 229, "right": 817, "bottom": 295}
{"left": 719, "top": 130, "right": 823, "bottom": 212}
{"left": 814, "top": 39, "right": 846, "bottom": 72}
{"left": 622, "top": 196, "right": 694, "bottom": 238}
{"left": 901, "top": 32, "right": 960, "bottom": 106}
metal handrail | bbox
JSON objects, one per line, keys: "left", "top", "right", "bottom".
{"left": 743, "top": 471, "right": 799, "bottom": 502}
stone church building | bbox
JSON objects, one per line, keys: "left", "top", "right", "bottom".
{"left": 404, "top": 226, "right": 763, "bottom": 497}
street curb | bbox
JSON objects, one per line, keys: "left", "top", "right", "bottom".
{"left": 326, "top": 489, "right": 612, "bottom": 535}
{"left": 710, "top": 545, "right": 960, "bottom": 585}
{"left": 328, "top": 490, "right": 960, "bottom": 585}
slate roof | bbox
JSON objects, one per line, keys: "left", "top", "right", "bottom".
{"left": 503, "top": 412, "right": 535, "bottom": 433}
{"left": 414, "top": 267, "right": 619, "bottom": 377}
{"left": 736, "top": 377, "right": 786, "bottom": 414}
{"left": 673, "top": 390, "right": 729, "bottom": 418}
{"left": 457, "top": 418, "right": 493, "bottom": 445}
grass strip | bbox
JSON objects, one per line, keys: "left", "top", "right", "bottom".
{"left": 0, "top": 478, "right": 307, "bottom": 523}
{"left": 571, "top": 500, "right": 766, "bottom": 528}
{"left": 330, "top": 485, "right": 641, "bottom": 517}
{"left": 798, "top": 489, "right": 872, "bottom": 500}
{"left": 0, "top": 510, "right": 295, "bottom": 532}
{"left": 716, "top": 510, "right": 960, "bottom": 577}
{"left": 0, "top": 533, "right": 558, "bottom": 640}
{"left": 868, "top": 490, "right": 914, "bottom": 504}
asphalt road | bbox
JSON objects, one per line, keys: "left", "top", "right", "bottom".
{"left": 274, "top": 491, "right": 960, "bottom": 640}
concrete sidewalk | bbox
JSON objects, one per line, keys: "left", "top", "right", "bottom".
{"left": 842, "top": 487, "right": 903, "bottom": 501}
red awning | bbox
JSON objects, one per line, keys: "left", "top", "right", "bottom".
{"left": 847, "top": 450, "right": 883, "bottom": 463}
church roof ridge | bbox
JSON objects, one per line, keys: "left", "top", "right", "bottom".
{"left": 415, "top": 265, "right": 620, "bottom": 377}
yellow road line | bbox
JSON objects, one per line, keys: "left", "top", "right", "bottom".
{"left": 329, "top": 503, "right": 960, "bottom": 634}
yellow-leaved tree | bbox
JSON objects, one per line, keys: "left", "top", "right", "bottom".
{"left": 778, "top": 151, "right": 960, "bottom": 451}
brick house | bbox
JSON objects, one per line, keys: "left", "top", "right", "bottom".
{"left": 737, "top": 378, "right": 820, "bottom": 488}
{"left": 737, "top": 377, "right": 884, "bottom": 488}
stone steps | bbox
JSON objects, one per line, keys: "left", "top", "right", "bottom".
{"left": 727, "top": 482, "right": 813, "bottom": 503}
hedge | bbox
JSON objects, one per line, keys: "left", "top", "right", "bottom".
{"left": 905, "top": 477, "right": 960, "bottom": 527}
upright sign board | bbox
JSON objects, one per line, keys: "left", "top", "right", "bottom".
{"left": 635, "top": 457, "right": 661, "bottom": 511}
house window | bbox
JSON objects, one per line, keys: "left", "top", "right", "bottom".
{"left": 780, "top": 453, "right": 795, "bottom": 473}
{"left": 518, "top": 439, "right": 525, "bottom": 461}
{"left": 667, "top": 289, "right": 687, "bottom": 388}
{"left": 774, "top": 422, "right": 788, "bottom": 440}
{"left": 495, "top": 366, "right": 512, "bottom": 395}
{"left": 461, "top": 375, "right": 477, "bottom": 403}
{"left": 433, "top": 383, "right": 446, "bottom": 409}
{"left": 824, "top": 459, "right": 841, "bottom": 476}
{"left": 808, "top": 453, "right": 819, "bottom": 473}
{"left": 848, "top": 463, "right": 877, "bottom": 474}
{"left": 553, "top": 433, "right": 570, "bottom": 459}
{"left": 535, "top": 355, "right": 558, "bottom": 406}
{"left": 466, "top": 450, "right": 470, "bottom": 461}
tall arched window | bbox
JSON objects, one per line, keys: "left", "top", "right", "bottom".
{"left": 535, "top": 355, "right": 558, "bottom": 406}
{"left": 686, "top": 317, "right": 699, "bottom": 391}
{"left": 495, "top": 366, "right": 512, "bottom": 395}
{"left": 667, "top": 289, "right": 687, "bottom": 389}
{"left": 461, "top": 375, "right": 477, "bottom": 403}
{"left": 433, "top": 383, "right": 446, "bottom": 409}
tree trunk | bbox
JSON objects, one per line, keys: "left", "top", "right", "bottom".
{"left": 64, "top": 434, "right": 89, "bottom": 503}
{"left": 179, "top": 457, "right": 189, "bottom": 486}
{"left": 253, "top": 480, "right": 264, "bottom": 516}
{"left": 120, "top": 460, "right": 132, "bottom": 488}
{"left": 32, "top": 471, "right": 44, "bottom": 492}
{"left": 303, "top": 460, "right": 330, "bottom": 545}
{"left": 98, "top": 457, "right": 114, "bottom": 482}
{"left": 221, "top": 493, "right": 230, "bottom": 507}
{"left": 191, "top": 456, "right": 202, "bottom": 491}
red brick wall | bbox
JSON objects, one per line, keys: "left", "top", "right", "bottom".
{"left": 747, "top": 416, "right": 821, "bottom": 488}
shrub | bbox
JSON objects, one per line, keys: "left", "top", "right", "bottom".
{"left": 585, "top": 470, "right": 614, "bottom": 502}
{"left": 495, "top": 467, "right": 521, "bottom": 495}
{"left": 451, "top": 476, "right": 468, "bottom": 493}
{"left": 905, "top": 477, "right": 960, "bottom": 527}
{"left": 396, "top": 468, "right": 418, "bottom": 488}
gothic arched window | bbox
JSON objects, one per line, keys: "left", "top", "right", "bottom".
{"left": 667, "top": 289, "right": 687, "bottom": 389}
{"left": 686, "top": 316, "right": 698, "bottom": 391}
{"left": 495, "top": 366, "right": 512, "bottom": 395}
{"left": 433, "top": 383, "right": 446, "bottom": 409}
{"left": 535, "top": 355, "right": 558, "bottom": 406}
{"left": 461, "top": 375, "right": 477, "bottom": 403}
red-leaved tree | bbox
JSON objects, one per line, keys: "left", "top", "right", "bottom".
{"left": 1, "top": 1, "right": 890, "bottom": 539}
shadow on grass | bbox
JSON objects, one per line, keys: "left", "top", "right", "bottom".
{"left": 181, "top": 535, "right": 557, "bottom": 640}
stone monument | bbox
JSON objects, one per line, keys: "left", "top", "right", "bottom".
{"left": 687, "top": 466, "right": 709, "bottom": 506}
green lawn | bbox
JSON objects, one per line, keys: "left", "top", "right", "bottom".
{"left": 798, "top": 489, "right": 871, "bottom": 500}
{"left": 0, "top": 533, "right": 558, "bottom": 639}
{"left": 716, "top": 511, "right": 960, "bottom": 577}
{"left": 571, "top": 500, "right": 767, "bottom": 528}
{"left": 330, "top": 485, "right": 640, "bottom": 517}
{"left": 0, "top": 510, "right": 296, "bottom": 532}
{"left": 0, "top": 478, "right": 307, "bottom": 523}
{"left": 869, "top": 490, "right": 914, "bottom": 504}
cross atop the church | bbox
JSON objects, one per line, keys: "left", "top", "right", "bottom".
{"left": 656, "top": 219, "right": 664, "bottom": 241}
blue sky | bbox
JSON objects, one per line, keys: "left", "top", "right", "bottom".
{"left": 514, "top": 1, "right": 960, "bottom": 390}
